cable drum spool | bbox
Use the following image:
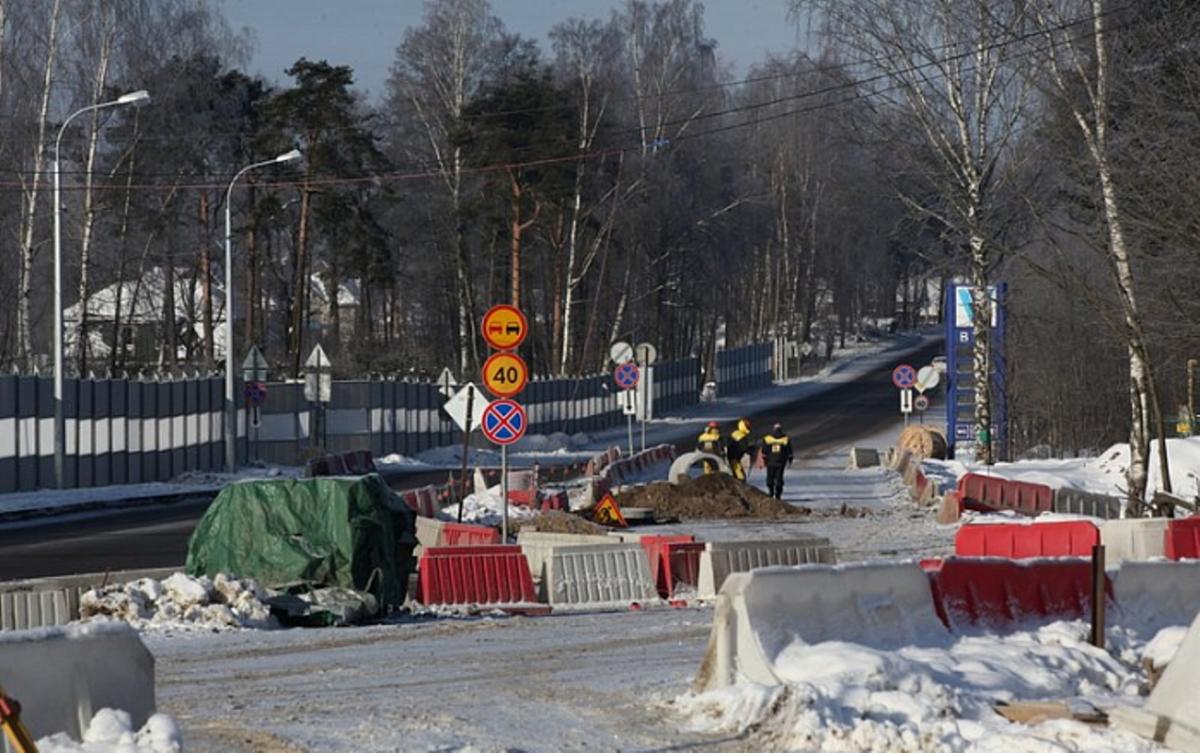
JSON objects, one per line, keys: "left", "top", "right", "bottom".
{"left": 897, "top": 425, "right": 948, "bottom": 460}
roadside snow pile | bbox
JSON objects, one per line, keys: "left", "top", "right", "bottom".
{"left": 375, "top": 452, "right": 429, "bottom": 467}
{"left": 678, "top": 621, "right": 1168, "bottom": 752}
{"left": 80, "top": 572, "right": 277, "bottom": 631}
{"left": 37, "top": 709, "right": 181, "bottom": 753}
{"left": 440, "top": 488, "right": 540, "bottom": 527}
{"left": 925, "top": 436, "right": 1200, "bottom": 503}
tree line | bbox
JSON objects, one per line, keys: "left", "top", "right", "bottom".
{"left": 2, "top": 0, "right": 1196, "bottom": 501}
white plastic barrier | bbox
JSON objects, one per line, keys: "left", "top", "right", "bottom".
{"left": 544, "top": 543, "right": 658, "bottom": 609}
{"left": 697, "top": 538, "right": 836, "bottom": 598}
{"left": 1100, "top": 518, "right": 1169, "bottom": 565}
{"left": 667, "top": 451, "right": 730, "bottom": 483}
{"left": 693, "top": 563, "right": 948, "bottom": 691}
{"left": 1112, "top": 610, "right": 1200, "bottom": 752}
{"left": 0, "top": 622, "right": 155, "bottom": 741}
{"left": 517, "top": 531, "right": 614, "bottom": 598}
{"left": 1113, "top": 561, "right": 1200, "bottom": 629}
{"left": 414, "top": 516, "right": 445, "bottom": 556}
{"left": 0, "top": 589, "right": 75, "bottom": 631}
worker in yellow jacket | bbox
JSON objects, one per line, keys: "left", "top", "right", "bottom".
{"left": 726, "top": 418, "right": 753, "bottom": 481}
{"left": 696, "top": 421, "right": 722, "bottom": 473}
{"left": 761, "top": 422, "right": 794, "bottom": 499}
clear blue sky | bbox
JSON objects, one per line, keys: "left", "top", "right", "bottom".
{"left": 219, "top": 0, "right": 802, "bottom": 101}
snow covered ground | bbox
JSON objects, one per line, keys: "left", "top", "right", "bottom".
{"left": 925, "top": 435, "right": 1200, "bottom": 503}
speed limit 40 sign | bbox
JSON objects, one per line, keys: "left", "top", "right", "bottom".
{"left": 482, "top": 351, "right": 529, "bottom": 398}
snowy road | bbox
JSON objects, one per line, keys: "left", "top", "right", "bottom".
{"left": 152, "top": 608, "right": 723, "bottom": 752}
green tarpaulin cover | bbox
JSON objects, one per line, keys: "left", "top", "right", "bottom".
{"left": 185, "top": 474, "right": 415, "bottom": 609}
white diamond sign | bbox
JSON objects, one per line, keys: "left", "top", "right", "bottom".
{"left": 444, "top": 383, "right": 486, "bottom": 432}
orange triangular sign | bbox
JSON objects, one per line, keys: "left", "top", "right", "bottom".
{"left": 592, "top": 493, "right": 628, "bottom": 528}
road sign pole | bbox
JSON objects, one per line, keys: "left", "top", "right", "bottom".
{"left": 641, "top": 415, "right": 646, "bottom": 453}
{"left": 457, "top": 388, "right": 474, "bottom": 524}
{"left": 501, "top": 444, "right": 509, "bottom": 543}
{"left": 627, "top": 414, "right": 634, "bottom": 456}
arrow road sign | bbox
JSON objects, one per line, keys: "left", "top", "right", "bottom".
{"left": 481, "top": 399, "right": 527, "bottom": 446}
{"left": 635, "top": 342, "right": 658, "bottom": 365}
{"left": 304, "top": 343, "right": 332, "bottom": 371}
{"left": 892, "top": 363, "right": 917, "bottom": 389}
{"left": 613, "top": 361, "right": 640, "bottom": 390}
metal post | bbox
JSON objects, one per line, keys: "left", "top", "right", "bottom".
{"left": 224, "top": 192, "right": 235, "bottom": 473}
{"left": 1188, "top": 358, "right": 1197, "bottom": 426}
{"left": 1090, "top": 544, "right": 1106, "bottom": 648}
{"left": 641, "top": 415, "right": 646, "bottom": 452}
{"left": 53, "top": 153, "right": 65, "bottom": 488}
{"left": 500, "top": 444, "right": 509, "bottom": 543}
{"left": 457, "top": 389, "right": 473, "bottom": 523}
{"left": 627, "top": 414, "right": 634, "bottom": 456}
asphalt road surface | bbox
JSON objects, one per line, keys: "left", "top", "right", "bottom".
{"left": 0, "top": 340, "right": 939, "bottom": 581}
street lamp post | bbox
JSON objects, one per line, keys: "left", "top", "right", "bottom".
{"left": 224, "top": 149, "right": 301, "bottom": 473}
{"left": 54, "top": 89, "right": 149, "bottom": 489}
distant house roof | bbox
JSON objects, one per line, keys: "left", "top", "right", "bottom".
{"left": 64, "top": 267, "right": 225, "bottom": 325}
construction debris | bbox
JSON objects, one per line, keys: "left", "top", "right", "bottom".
{"left": 514, "top": 510, "right": 608, "bottom": 536}
{"left": 615, "top": 474, "right": 808, "bottom": 520}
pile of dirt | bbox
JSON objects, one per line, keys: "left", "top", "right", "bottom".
{"left": 615, "top": 473, "right": 810, "bottom": 520}
{"left": 515, "top": 510, "right": 608, "bottom": 535}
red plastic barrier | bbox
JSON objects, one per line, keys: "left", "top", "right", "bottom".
{"left": 661, "top": 542, "right": 705, "bottom": 598}
{"left": 955, "top": 521, "right": 1099, "bottom": 559}
{"left": 401, "top": 489, "right": 436, "bottom": 518}
{"left": 931, "top": 557, "right": 1109, "bottom": 629}
{"left": 507, "top": 489, "right": 537, "bottom": 507}
{"left": 957, "top": 473, "right": 1053, "bottom": 517}
{"left": 417, "top": 545, "right": 537, "bottom": 605}
{"left": 918, "top": 558, "right": 944, "bottom": 572}
{"left": 1165, "top": 516, "right": 1200, "bottom": 560}
{"left": 416, "top": 486, "right": 439, "bottom": 517}
{"left": 636, "top": 535, "right": 696, "bottom": 595}
{"left": 440, "top": 522, "right": 500, "bottom": 546}
{"left": 538, "top": 491, "right": 567, "bottom": 512}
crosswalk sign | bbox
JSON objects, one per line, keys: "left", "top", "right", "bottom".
{"left": 592, "top": 493, "right": 628, "bottom": 528}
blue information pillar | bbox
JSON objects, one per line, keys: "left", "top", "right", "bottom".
{"left": 944, "top": 282, "right": 1008, "bottom": 460}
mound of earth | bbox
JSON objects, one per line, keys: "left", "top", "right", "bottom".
{"left": 615, "top": 473, "right": 810, "bottom": 520}
{"left": 515, "top": 509, "right": 608, "bottom": 535}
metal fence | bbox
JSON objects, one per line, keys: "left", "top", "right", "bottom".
{"left": 0, "top": 345, "right": 770, "bottom": 492}
{"left": 714, "top": 342, "right": 773, "bottom": 395}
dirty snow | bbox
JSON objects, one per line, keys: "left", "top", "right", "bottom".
{"left": 80, "top": 572, "right": 277, "bottom": 632}
{"left": 37, "top": 709, "right": 181, "bottom": 753}
{"left": 439, "top": 487, "right": 540, "bottom": 528}
{"left": 678, "top": 620, "right": 1168, "bottom": 753}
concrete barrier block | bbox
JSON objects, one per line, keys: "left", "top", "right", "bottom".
{"left": 1100, "top": 518, "right": 1169, "bottom": 565}
{"left": 693, "top": 563, "right": 948, "bottom": 692}
{"left": 0, "top": 622, "right": 155, "bottom": 741}
{"left": 1111, "top": 611, "right": 1200, "bottom": 752}
{"left": 697, "top": 538, "right": 836, "bottom": 598}
{"left": 544, "top": 543, "right": 658, "bottom": 609}
{"left": 847, "top": 447, "right": 880, "bottom": 470}
{"left": 1113, "top": 560, "right": 1200, "bottom": 629}
{"left": 0, "top": 589, "right": 74, "bottom": 630}
{"left": 1053, "top": 487, "right": 1123, "bottom": 519}
{"left": 517, "top": 531, "right": 614, "bottom": 597}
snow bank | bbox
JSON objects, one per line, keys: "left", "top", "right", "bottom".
{"left": 926, "top": 436, "right": 1200, "bottom": 504}
{"left": 678, "top": 621, "right": 1161, "bottom": 752}
{"left": 439, "top": 488, "right": 540, "bottom": 528}
{"left": 80, "top": 572, "right": 277, "bottom": 631}
{"left": 37, "top": 709, "right": 181, "bottom": 753}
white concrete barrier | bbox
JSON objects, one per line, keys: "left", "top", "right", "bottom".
{"left": 693, "top": 563, "right": 948, "bottom": 692}
{"left": 1113, "top": 561, "right": 1200, "bottom": 630}
{"left": 517, "top": 531, "right": 615, "bottom": 598}
{"left": 414, "top": 516, "right": 445, "bottom": 557}
{"left": 0, "top": 622, "right": 155, "bottom": 741}
{"left": 543, "top": 543, "right": 658, "bottom": 609}
{"left": 1100, "top": 518, "right": 1169, "bottom": 565}
{"left": 847, "top": 447, "right": 880, "bottom": 469}
{"left": 1111, "top": 610, "right": 1200, "bottom": 752}
{"left": 697, "top": 538, "right": 835, "bottom": 598}
{"left": 1, "top": 567, "right": 178, "bottom": 631}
